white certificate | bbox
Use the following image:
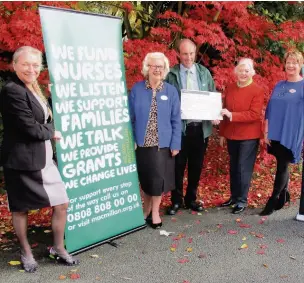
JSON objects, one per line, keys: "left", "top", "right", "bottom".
{"left": 181, "top": 89, "right": 223, "bottom": 120}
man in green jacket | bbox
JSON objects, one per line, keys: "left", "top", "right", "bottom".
{"left": 166, "top": 39, "right": 216, "bottom": 215}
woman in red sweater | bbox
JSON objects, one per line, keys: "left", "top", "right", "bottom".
{"left": 219, "top": 58, "right": 264, "bottom": 214}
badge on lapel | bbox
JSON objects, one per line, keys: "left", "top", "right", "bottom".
{"left": 161, "top": 95, "right": 168, "bottom": 100}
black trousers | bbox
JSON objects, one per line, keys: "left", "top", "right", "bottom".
{"left": 171, "top": 124, "right": 208, "bottom": 205}
{"left": 268, "top": 141, "right": 293, "bottom": 199}
{"left": 227, "top": 139, "right": 259, "bottom": 206}
{"left": 299, "top": 152, "right": 304, "bottom": 214}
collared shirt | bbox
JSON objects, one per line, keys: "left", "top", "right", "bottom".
{"left": 179, "top": 64, "right": 199, "bottom": 91}
{"left": 179, "top": 64, "right": 200, "bottom": 123}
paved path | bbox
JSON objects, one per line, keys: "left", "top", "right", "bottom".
{"left": 1, "top": 203, "right": 304, "bottom": 283}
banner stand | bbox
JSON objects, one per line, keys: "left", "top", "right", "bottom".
{"left": 70, "top": 224, "right": 146, "bottom": 255}
{"left": 39, "top": 5, "right": 146, "bottom": 254}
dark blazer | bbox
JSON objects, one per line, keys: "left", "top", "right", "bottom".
{"left": 0, "top": 74, "right": 54, "bottom": 170}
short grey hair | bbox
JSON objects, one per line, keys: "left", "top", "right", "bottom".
{"left": 141, "top": 52, "right": 170, "bottom": 79}
{"left": 13, "top": 46, "right": 43, "bottom": 70}
{"left": 234, "top": 58, "right": 256, "bottom": 76}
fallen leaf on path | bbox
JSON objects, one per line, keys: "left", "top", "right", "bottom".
{"left": 259, "top": 244, "right": 268, "bottom": 249}
{"left": 70, "top": 269, "right": 78, "bottom": 272}
{"left": 121, "top": 277, "right": 132, "bottom": 280}
{"left": 70, "top": 273, "right": 80, "bottom": 280}
{"left": 160, "top": 230, "right": 174, "bottom": 236}
{"left": 44, "top": 230, "right": 52, "bottom": 233}
{"left": 171, "top": 218, "right": 177, "bottom": 222}
{"left": 177, "top": 233, "right": 186, "bottom": 239}
{"left": 19, "top": 270, "right": 25, "bottom": 272}
{"left": 197, "top": 212, "right": 202, "bottom": 216}
{"left": 188, "top": 237, "right": 193, "bottom": 243}
{"left": 239, "top": 244, "right": 248, "bottom": 249}
{"left": 262, "top": 264, "right": 268, "bottom": 268}
{"left": 170, "top": 247, "right": 176, "bottom": 252}
{"left": 239, "top": 223, "right": 251, "bottom": 228}
{"left": 277, "top": 239, "right": 285, "bottom": 243}
{"left": 289, "top": 256, "right": 296, "bottom": 260}
{"left": 235, "top": 218, "right": 242, "bottom": 223}
{"left": 191, "top": 211, "right": 197, "bottom": 215}
{"left": 259, "top": 217, "right": 268, "bottom": 224}
{"left": 242, "top": 237, "right": 247, "bottom": 241}
{"left": 8, "top": 260, "right": 21, "bottom": 266}
{"left": 183, "top": 281, "right": 190, "bottom": 283}
{"left": 228, "top": 230, "right": 238, "bottom": 235}
{"left": 59, "top": 275, "right": 67, "bottom": 280}
{"left": 195, "top": 220, "right": 201, "bottom": 224}
{"left": 186, "top": 247, "right": 193, "bottom": 252}
{"left": 198, "top": 253, "right": 207, "bottom": 258}
{"left": 217, "top": 224, "right": 223, "bottom": 228}
{"left": 280, "top": 275, "right": 288, "bottom": 278}
{"left": 257, "top": 250, "right": 265, "bottom": 255}
{"left": 90, "top": 254, "right": 99, "bottom": 258}
{"left": 255, "top": 233, "right": 264, "bottom": 239}
{"left": 178, "top": 258, "right": 189, "bottom": 263}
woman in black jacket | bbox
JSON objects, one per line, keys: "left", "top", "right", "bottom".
{"left": 0, "top": 46, "right": 78, "bottom": 272}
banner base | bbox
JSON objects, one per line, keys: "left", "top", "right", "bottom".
{"left": 69, "top": 224, "right": 147, "bottom": 255}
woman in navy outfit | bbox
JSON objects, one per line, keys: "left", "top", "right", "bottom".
{"left": 260, "top": 50, "right": 304, "bottom": 215}
{"left": 129, "top": 52, "right": 181, "bottom": 229}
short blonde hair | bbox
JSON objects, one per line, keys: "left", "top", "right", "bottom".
{"left": 234, "top": 58, "right": 256, "bottom": 76}
{"left": 12, "top": 46, "right": 52, "bottom": 120}
{"left": 284, "top": 50, "right": 303, "bottom": 66}
{"left": 141, "top": 52, "right": 170, "bottom": 79}
{"left": 13, "top": 46, "right": 43, "bottom": 70}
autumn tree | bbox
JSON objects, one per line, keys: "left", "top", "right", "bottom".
{"left": 0, "top": 1, "right": 303, "bottom": 211}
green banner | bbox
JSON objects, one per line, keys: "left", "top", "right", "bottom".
{"left": 39, "top": 6, "right": 145, "bottom": 253}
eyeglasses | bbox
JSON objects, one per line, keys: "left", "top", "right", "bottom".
{"left": 148, "top": 65, "right": 164, "bottom": 70}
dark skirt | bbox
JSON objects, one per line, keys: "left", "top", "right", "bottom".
{"left": 136, "top": 146, "right": 175, "bottom": 196}
{"left": 267, "top": 140, "right": 294, "bottom": 162}
{"left": 3, "top": 141, "right": 69, "bottom": 212}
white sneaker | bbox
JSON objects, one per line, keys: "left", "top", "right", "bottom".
{"left": 296, "top": 213, "right": 304, "bottom": 222}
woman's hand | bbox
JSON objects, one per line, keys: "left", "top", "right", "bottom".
{"left": 219, "top": 136, "right": 226, "bottom": 147}
{"left": 212, "top": 120, "right": 221, "bottom": 125}
{"left": 221, "top": 109, "right": 232, "bottom": 120}
{"left": 53, "top": 130, "right": 62, "bottom": 141}
{"left": 171, "top": 150, "right": 179, "bottom": 157}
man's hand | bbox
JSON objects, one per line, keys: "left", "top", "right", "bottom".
{"left": 212, "top": 120, "right": 221, "bottom": 125}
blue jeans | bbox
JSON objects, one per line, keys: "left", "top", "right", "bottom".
{"left": 227, "top": 139, "right": 259, "bottom": 207}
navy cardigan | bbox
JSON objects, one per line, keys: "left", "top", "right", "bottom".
{"left": 128, "top": 81, "right": 181, "bottom": 150}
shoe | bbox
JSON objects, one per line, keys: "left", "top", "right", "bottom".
{"left": 232, "top": 205, "right": 245, "bottom": 214}
{"left": 220, "top": 199, "right": 236, "bottom": 207}
{"left": 49, "top": 247, "right": 80, "bottom": 266}
{"left": 21, "top": 252, "right": 38, "bottom": 273}
{"left": 185, "top": 201, "right": 204, "bottom": 212}
{"left": 167, "top": 204, "right": 182, "bottom": 215}
{"left": 275, "top": 190, "right": 290, "bottom": 210}
{"left": 296, "top": 213, "right": 304, "bottom": 222}
{"left": 151, "top": 222, "right": 162, "bottom": 229}
{"left": 259, "top": 197, "right": 277, "bottom": 216}
{"left": 145, "top": 212, "right": 152, "bottom": 225}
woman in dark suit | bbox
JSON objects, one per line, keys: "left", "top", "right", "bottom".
{"left": 0, "top": 46, "right": 78, "bottom": 272}
{"left": 129, "top": 52, "right": 181, "bottom": 229}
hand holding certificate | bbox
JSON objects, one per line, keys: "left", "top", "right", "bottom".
{"left": 181, "top": 89, "right": 223, "bottom": 120}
